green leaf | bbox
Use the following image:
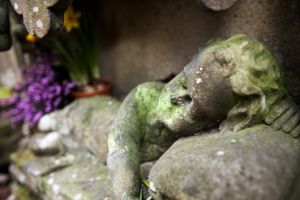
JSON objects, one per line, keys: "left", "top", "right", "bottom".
{"left": 140, "top": 189, "right": 143, "bottom": 200}
{"left": 49, "top": 10, "right": 101, "bottom": 83}
{"left": 142, "top": 178, "right": 150, "bottom": 189}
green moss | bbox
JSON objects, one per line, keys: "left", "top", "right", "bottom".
{"left": 205, "top": 35, "right": 287, "bottom": 131}
{"left": 134, "top": 82, "right": 164, "bottom": 122}
{"left": 10, "top": 150, "right": 36, "bottom": 168}
{"left": 12, "top": 183, "right": 39, "bottom": 200}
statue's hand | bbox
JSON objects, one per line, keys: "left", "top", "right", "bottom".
{"left": 265, "top": 99, "right": 300, "bottom": 138}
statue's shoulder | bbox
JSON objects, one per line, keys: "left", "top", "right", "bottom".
{"left": 135, "top": 81, "right": 164, "bottom": 92}
{"left": 120, "top": 81, "right": 164, "bottom": 116}
{"left": 133, "top": 81, "right": 164, "bottom": 101}
{"left": 119, "top": 81, "right": 164, "bottom": 112}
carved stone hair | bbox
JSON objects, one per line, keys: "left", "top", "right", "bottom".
{"left": 204, "top": 35, "right": 287, "bottom": 131}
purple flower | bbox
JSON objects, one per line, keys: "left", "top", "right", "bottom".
{"left": 0, "top": 54, "right": 75, "bottom": 127}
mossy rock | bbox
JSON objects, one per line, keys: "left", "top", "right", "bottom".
{"left": 10, "top": 151, "right": 112, "bottom": 200}
{"left": 149, "top": 125, "right": 300, "bottom": 200}
{"left": 11, "top": 183, "right": 39, "bottom": 200}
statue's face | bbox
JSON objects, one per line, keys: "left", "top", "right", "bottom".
{"left": 157, "top": 49, "right": 236, "bottom": 133}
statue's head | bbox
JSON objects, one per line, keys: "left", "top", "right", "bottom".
{"left": 157, "top": 35, "right": 286, "bottom": 133}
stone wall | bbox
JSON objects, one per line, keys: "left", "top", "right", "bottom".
{"left": 97, "top": 0, "right": 300, "bottom": 97}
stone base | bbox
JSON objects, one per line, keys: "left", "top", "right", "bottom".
{"left": 10, "top": 150, "right": 112, "bottom": 200}
{"left": 149, "top": 125, "right": 300, "bottom": 200}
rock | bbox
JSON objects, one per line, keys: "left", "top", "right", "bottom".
{"left": 10, "top": 183, "right": 38, "bottom": 200}
{"left": 38, "top": 113, "right": 57, "bottom": 132}
{"left": 10, "top": 151, "right": 112, "bottom": 200}
{"left": 149, "top": 125, "right": 300, "bottom": 200}
{"left": 141, "top": 161, "right": 156, "bottom": 179}
{"left": 37, "top": 96, "right": 120, "bottom": 163}
{"left": 10, "top": 0, "right": 72, "bottom": 38}
{"left": 10, "top": 96, "right": 120, "bottom": 199}
{"left": 29, "top": 132, "right": 63, "bottom": 155}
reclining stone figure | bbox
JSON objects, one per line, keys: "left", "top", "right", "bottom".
{"left": 107, "top": 34, "right": 300, "bottom": 199}
{"left": 9, "top": 34, "right": 300, "bottom": 200}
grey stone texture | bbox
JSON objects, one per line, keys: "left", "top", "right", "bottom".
{"left": 149, "top": 125, "right": 300, "bottom": 200}
{"left": 97, "top": 0, "right": 300, "bottom": 96}
{"left": 9, "top": 96, "right": 121, "bottom": 200}
{"left": 10, "top": 151, "right": 112, "bottom": 200}
{"left": 10, "top": 0, "right": 72, "bottom": 38}
{"left": 37, "top": 96, "right": 120, "bottom": 164}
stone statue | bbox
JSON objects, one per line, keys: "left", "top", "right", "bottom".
{"left": 9, "top": 35, "right": 300, "bottom": 200}
{"left": 107, "top": 34, "right": 300, "bottom": 199}
{"left": 10, "top": 0, "right": 72, "bottom": 38}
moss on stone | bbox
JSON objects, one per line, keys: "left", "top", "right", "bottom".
{"left": 134, "top": 82, "right": 164, "bottom": 123}
{"left": 12, "top": 183, "right": 39, "bottom": 200}
{"left": 203, "top": 35, "right": 287, "bottom": 131}
{"left": 10, "top": 149, "right": 36, "bottom": 168}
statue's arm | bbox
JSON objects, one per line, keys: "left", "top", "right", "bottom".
{"left": 108, "top": 90, "right": 142, "bottom": 200}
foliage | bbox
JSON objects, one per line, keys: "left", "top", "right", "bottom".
{"left": 0, "top": 55, "right": 74, "bottom": 126}
{"left": 51, "top": 5, "right": 100, "bottom": 84}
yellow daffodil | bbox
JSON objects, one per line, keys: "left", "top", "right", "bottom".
{"left": 64, "top": 6, "right": 81, "bottom": 32}
{"left": 26, "top": 34, "right": 37, "bottom": 43}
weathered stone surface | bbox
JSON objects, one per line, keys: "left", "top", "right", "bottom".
{"left": 10, "top": 151, "right": 112, "bottom": 200}
{"left": 29, "top": 132, "right": 63, "bottom": 155}
{"left": 11, "top": 183, "right": 39, "bottom": 200}
{"left": 41, "top": 154, "right": 111, "bottom": 200}
{"left": 10, "top": 0, "right": 72, "bottom": 38}
{"left": 9, "top": 96, "right": 120, "bottom": 199}
{"left": 107, "top": 35, "right": 299, "bottom": 199}
{"left": 37, "top": 96, "right": 120, "bottom": 163}
{"left": 149, "top": 125, "right": 300, "bottom": 200}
